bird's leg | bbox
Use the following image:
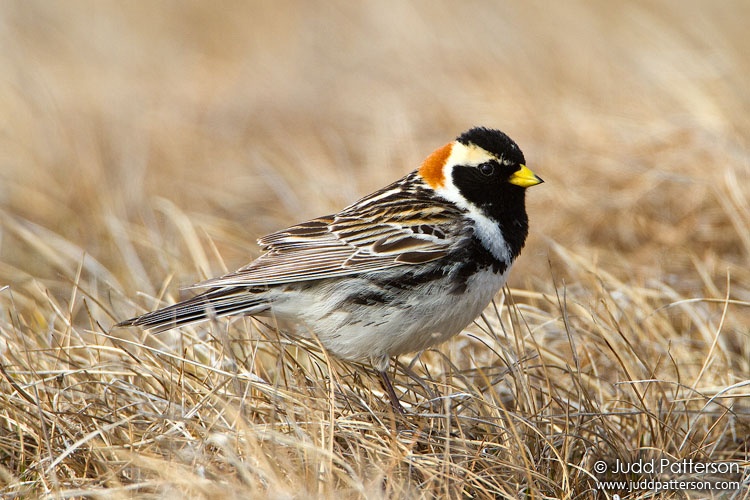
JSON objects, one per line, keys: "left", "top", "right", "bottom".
{"left": 379, "top": 370, "right": 406, "bottom": 415}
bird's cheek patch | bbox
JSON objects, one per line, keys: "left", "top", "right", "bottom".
{"left": 418, "top": 143, "right": 452, "bottom": 189}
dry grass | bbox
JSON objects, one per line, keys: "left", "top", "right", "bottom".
{"left": 1, "top": 1, "right": 749, "bottom": 498}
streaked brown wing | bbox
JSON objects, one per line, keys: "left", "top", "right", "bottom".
{"left": 192, "top": 179, "right": 466, "bottom": 288}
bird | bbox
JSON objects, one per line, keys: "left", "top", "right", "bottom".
{"left": 117, "top": 127, "right": 543, "bottom": 413}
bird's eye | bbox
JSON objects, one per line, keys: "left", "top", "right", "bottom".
{"left": 478, "top": 162, "right": 495, "bottom": 176}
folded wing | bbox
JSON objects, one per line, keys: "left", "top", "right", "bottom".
{"left": 193, "top": 180, "right": 466, "bottom": 288}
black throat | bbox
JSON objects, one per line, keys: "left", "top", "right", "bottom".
{"left": 481, "top": 189, "right": 529, "bottom": 262}
{"left": 451, "top": 166, "right": 530, "bottom": 262}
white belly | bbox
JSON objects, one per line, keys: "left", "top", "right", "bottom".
{"left": 269, "top": 266, "right": 511, "bottom": 370}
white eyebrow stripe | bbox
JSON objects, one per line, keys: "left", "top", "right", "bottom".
{"left": 444, "top": 142, "right": 496, "bottom": 168}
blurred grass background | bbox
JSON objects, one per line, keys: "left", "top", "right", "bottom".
{"left": 0, "top": 1, "right": 748, "bottom": 498}
{"left": 2, "top": 1, "right": 749, "bottom": 291}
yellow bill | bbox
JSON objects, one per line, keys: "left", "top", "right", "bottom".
{"left": 508, "top": 164, "right": 543, "bottom": 188}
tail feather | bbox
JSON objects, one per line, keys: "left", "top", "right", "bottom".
{"left": 116, "top": 287, "right": 269, "bottom": 332}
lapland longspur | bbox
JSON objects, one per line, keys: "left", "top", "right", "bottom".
{"left": 118, "top": 127, "right": 543, "bottom": 412}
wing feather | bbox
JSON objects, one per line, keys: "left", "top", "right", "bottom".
{"left": 192, "top": 174, "right": 468, "bottom": 289}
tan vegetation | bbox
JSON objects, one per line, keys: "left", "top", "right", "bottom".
{"left": 0, "top": 1, "right": 748, "bottom": 498}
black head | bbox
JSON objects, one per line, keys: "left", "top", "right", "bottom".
{"left": 451, "top": 127, "right": 542, "bottom": 207}
{"left": 449, "top": 127, "right": 543, "bottom": 255}
{"left": 456, "top": 127, "right": 526, "bottom": 167}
